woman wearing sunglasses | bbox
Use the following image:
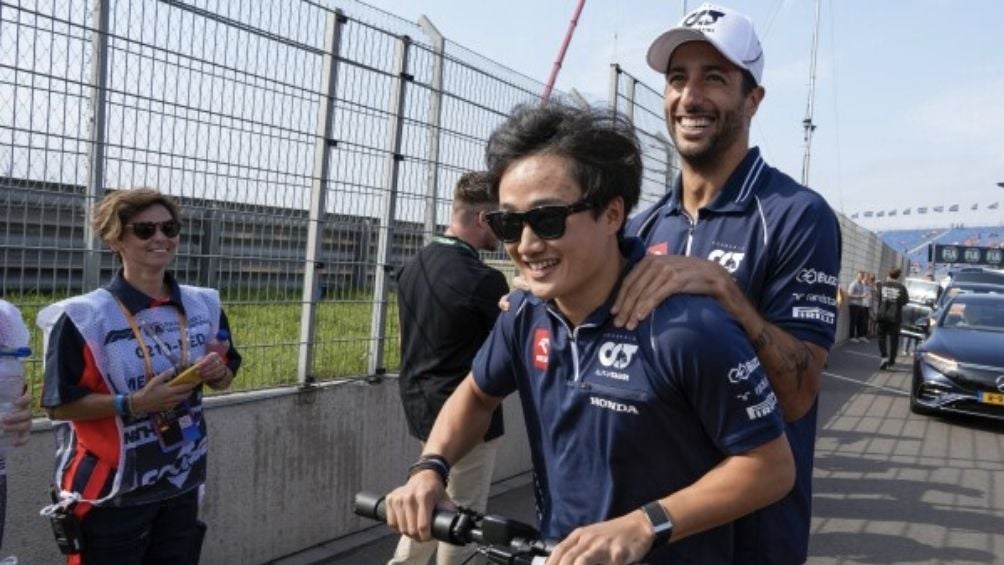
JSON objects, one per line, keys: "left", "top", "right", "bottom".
{"left": 37, "top": 187, "right": 240, "bottom": 564}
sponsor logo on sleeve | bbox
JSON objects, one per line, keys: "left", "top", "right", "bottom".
{"left": 792, "top": 306, "right": 835, "bottom": 324}
{"left": 728, "top": 356, "right": 762, "bottom": 384}
{"left": 533, "top": 328, "right": 550, "bottom": 371}
{"left": 647, "top": 242, "right": 669, "bottom": 256}
{"left": 746, "top": 392, "right": 778, "bottom": 420}
{"left": 795, "top": 268, "right": 838, "bottom": 287}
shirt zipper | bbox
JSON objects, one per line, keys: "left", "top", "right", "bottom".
{"left": 546, "top": 305, "right": 598, "bottom": 384}
{"left": 683, "top": 210, "right": 698, "bottom": 257}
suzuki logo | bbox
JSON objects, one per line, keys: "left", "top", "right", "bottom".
{"left": 598, "top": 342, "right": 639, "bottom": 370}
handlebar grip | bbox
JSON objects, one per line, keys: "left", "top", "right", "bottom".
{"left": 353, "top": 491, "right": 387, "bottom": 521}
{"left": 353, "top": 491, "right": 469, "bottom": 545}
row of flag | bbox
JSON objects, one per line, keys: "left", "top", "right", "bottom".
{"left": 851, "top": 202, "right": 1000, "bottom": 219}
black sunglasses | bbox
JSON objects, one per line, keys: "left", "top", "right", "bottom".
{"left": 485, "top": 199, "right": 593, "bottom": 243}
{"left": 126, "top": 220, "right": 181, "bottom": 240}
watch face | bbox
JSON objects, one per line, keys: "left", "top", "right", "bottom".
{"left": 643, "top": 502, "right": 673, "bottom": 542}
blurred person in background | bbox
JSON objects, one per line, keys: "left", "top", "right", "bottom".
{"left": 875, "top": 268, "right": 909, "bottom": 370}
{"left": 865, "top": 272, "right": 878, "bottom": 338}
{"left": 37, "top": 187, "right": 240, "bottom": 565}
{"left": 0, "top": 300, "right": 33, "bottom": 560}
{"left": 390, "top": 172, "right": 509, "bottom": 565}
{"left": 846, "top": 272, "right": 870, "bottom": 343}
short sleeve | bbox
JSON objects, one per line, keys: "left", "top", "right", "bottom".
{"left": 41, "top": 313, "right": 93, "bottom": 408}
{"left": 651, "top": 298, "right": 785, "bottom": 454}
{"left": 760, "top": 196, "right": 841, "bottom": 350}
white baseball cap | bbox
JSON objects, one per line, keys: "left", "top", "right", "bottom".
{"left": 647, "top": 2, "right": 764, "bottom": 84}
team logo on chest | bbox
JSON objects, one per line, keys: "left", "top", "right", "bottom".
{"left": 708, "top": 249, "right": 746, "bottom": 273}
{"left": 533, "top": 328, "right": 550, "bottom": 371}
{"left": 598, "top": 341, "right": 639, "bottom": 370}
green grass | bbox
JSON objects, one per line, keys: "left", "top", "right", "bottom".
{"left": 6, "top": 290, "right": 401, "bottom": 413}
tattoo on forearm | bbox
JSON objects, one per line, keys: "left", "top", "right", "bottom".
{"left": 751, "top": 328, "right": 770, "bottom": 352}
{"left": 792, "top": 344, "right": 812, "bottom": 391}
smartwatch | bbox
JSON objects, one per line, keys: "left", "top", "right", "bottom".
{"left": 641, "top": 501, "right": 674, "bottom": 545}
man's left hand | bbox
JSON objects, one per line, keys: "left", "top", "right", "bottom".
{"left": 612, "top": 254, "right": 733, "bottom": 329}
{"left": 545, "top": 510, "right": 653, "bottom": 565}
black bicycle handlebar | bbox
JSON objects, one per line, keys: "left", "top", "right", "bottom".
{"left": 353, "top": 491, "right": 554, "bottom": 565}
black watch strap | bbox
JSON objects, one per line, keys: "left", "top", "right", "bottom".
{"left": 641, "top": 501, "right": 674, "bottom": 545}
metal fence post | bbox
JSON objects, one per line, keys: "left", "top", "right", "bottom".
{"left": 298, "top": 10, "right": 345, "bottom": 385}
{"left": 418, "top": 16, "right": 444, "bottom": 244}
{"left": 368, "top": 35, "right": 412, "bottom": 376}
{"left": 624, "top": 75, "right": 637, "bottom": 124}
{"left": 608, "top": 63, "right": 620, "bottom": 116}
{"left": 83, "top": 0, "right": 110, "bottom": 290}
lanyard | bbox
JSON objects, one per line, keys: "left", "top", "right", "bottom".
{"left": 432, "top": 235, "right": 479, "bottom": 258}
{"left": 113, "top": 296, "right": 189, "bottom": 380}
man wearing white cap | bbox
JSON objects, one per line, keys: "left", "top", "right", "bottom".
{"left": 615, "top": 3, "right": 841, "bottom": 564}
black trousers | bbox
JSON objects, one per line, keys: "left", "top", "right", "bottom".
{"left": 877, "top": 320, "right": 901, "bottom": 363}
{"left": 79, "top": 488, "right": 205, "bottom": 565}
{"left": 849, "top": 305, "right": 869, "bottom": 338}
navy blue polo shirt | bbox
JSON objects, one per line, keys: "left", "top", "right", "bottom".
{"left": 472, "top": 239, "right": 785, "bottom": 564}
{"left": 627, "top": 147, "right": 842, "bottom": 564}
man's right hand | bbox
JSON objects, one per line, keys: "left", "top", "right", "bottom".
{"left": 384, "top": 470, "right": 453, "bottom": 541}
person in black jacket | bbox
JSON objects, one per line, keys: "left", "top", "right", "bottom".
{"left": 390, "top": 171, "right": 509, "bottom": 565}
{"left": 876, "top": 268, "right": 909, "bottom": 369}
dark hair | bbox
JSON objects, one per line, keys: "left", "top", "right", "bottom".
{"left": 740, "top": 70, "right": 757, "bottom": 96}
{"left": 485, "top": 101, "right": 642, "bottom": 225}
{"left": 888, "top": 268, "right": 902, "bottom": 280}
{"left": 93, "top": 187, "right": 182, "bottom": 262}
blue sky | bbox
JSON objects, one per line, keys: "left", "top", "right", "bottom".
{"left": 365, "top": 0, "right": 1004, "bottom": 230}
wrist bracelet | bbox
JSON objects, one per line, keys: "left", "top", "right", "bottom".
{"left": 114, "top": 394, "right": 128, "bottom": 418}
{"left": 408, "top": 453, "right": 451, "bottom": 487}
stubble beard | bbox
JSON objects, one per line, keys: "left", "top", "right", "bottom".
{"left": 669, "top": 102, "right": 746, "bottom": 171}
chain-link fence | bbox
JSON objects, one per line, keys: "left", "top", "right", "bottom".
{"left": 1, "top": 0, "right": 677, "bottom": 398}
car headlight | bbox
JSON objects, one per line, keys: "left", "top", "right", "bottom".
{"left": 921, "top": 351, "right": 958, "bottom": 375}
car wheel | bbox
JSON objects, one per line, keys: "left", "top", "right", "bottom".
{"left": 909, "top": 372, "right": 936, "bottom": 416}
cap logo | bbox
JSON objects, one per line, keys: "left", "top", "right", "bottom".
{"left": 683, "top": 8, "right": 726, "bottom": 28}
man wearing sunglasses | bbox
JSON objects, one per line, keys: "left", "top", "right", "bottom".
{"left": 390, "top": 171, "right": 509, "bottom": 565}
{"left": 615, "top": 4, "right": 842, "bottom": 563}
{"left": 383, "top": 101, "right": 795, "bottom": 564}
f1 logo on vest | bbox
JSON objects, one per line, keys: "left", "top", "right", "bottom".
{"left": 708, "top": 249, "right": 745, "bottom": 273}
{"left": 533, "top": 328, "right": 550, "bottom": 370}
{"left": 598, "top": 341, "right": 639, "bottom": 370}
{"left": 684, "top": 8, "right": 726, "bottom": 28}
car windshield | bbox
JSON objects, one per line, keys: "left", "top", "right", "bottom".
{"left": 938, "top": 300, "right": 1004, "bottom": 332}
{"left": 905, "top": 279, "right": 941, "bottom": 303}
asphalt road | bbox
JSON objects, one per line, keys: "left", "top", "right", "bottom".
{"left": 810, "top": 339, "right": 1003, "bottom": 564}
{"left": 320, "top": 340, "right": 1004, "bottom": 565}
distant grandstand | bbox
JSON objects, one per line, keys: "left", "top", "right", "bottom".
{"left": 877, "top": 226, "right": 1004, "bottom": 278}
